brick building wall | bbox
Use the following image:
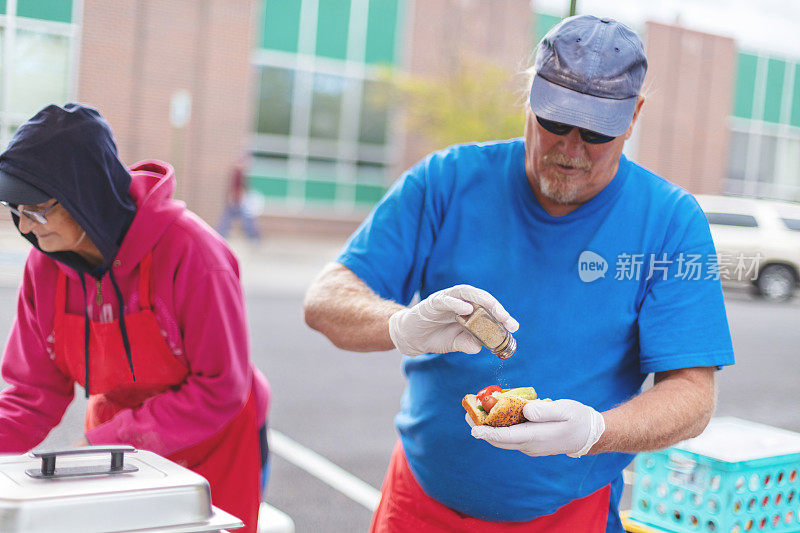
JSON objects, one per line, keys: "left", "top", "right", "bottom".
{"left": 74, "top": 4, "right": 740, "bottom": 236}
{"left": 77, "top": 0, "right": 258, "bottom": 224}
{"left": 398, "top": 0, "right": 533, "bottom": 172}
{"left": 636, "top": 22, "right": 736, "bottom": 195}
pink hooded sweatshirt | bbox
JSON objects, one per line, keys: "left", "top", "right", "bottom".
{"left": 0, "top": 160, "right": 270, "bottom": 456}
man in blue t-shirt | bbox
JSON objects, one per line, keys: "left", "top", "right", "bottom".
{"left": 304, "top": 15, "right": 734, "bottom": 533}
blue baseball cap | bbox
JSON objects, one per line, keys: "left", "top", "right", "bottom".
{"left": 529, "top": 15, "right": 647, "bottom": 137}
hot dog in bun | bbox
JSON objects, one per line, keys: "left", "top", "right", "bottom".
{"left": 463, "top": 385, "right": 538, "bottom": 427}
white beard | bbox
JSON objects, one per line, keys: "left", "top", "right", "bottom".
{"left": 537, "top": 171, "right": 581, "bottom": 204}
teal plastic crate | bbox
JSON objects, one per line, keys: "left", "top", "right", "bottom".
{"left": 631, "top": 417, "right": 800, "bottom": 533}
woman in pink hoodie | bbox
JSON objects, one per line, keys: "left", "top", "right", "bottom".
{"left": 0, "top": 103, "right": 270, "bottom": 533}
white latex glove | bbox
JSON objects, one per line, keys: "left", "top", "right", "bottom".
{"left": 388, "top": 284, "right": 519, "bottom": 356}
{"left": 469, "top": 399, "right": 605, "bottom": 458}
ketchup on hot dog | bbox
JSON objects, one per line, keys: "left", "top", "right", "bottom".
{"left": 476, "top": 385, "right": 502, "bottom": 412}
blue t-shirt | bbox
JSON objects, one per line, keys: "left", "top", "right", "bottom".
{"left": 337, "top": 138, "right": 734, "bottom": 525}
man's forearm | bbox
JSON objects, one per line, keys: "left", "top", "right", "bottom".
{"left": 303, "top": 262, "right": 404, "bottom": 352}
{"left": 589, "top": 367, "right": 716, "bottom": 454}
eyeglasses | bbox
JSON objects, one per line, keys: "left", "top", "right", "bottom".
{"left": 535, "top": 116, "right": 616, "bottom": 144}
{"left": 1, "top": 200, "right": 60, "bottom": 224}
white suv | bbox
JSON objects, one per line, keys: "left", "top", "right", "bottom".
{"left": 695, "top": 195, "right": 800, "bottom": 301}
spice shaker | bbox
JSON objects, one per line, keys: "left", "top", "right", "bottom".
{"left": 455, "top": 303, "right": 516, "bottom": 358}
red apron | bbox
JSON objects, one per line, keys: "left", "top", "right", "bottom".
{"left": 370, "top": 441, "right": 611, "bottom": 533}
{"left": 53, "top": 252, "right": 261, "bottom": 533}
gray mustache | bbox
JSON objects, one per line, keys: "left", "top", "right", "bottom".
{"left": 543, "top": 153, "right": 592, "bottom": 172}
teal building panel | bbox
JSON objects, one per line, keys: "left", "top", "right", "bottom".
{"left": 316, "top": 0, "right": 350, "bottom": 60}
{"left": 17, "top": 0, "right": 72, "bottom": 23}
{"left": 364, "top": 0, "right": 399, "bottom": 65}
{"left": 262, "top": 0, "right": 302, "bottom": 53}
{"left": 762, "top": 58, "right": 785, "bottom": 124}
{"left": 733, "top": 53, "right": 758, "bottom": 119}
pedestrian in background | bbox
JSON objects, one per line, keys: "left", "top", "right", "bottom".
{"left": 304, "top": 15, "right": 734, "bottom": 532}
{"left": 0, "top": 103, "right": 270, "bottom": 533}
{"left": 217, "top": 153, "right": 262, "bottom": 242}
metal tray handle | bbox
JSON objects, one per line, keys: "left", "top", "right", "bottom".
{"left": 26, "top": 445, "right": 139, "bottom": 479}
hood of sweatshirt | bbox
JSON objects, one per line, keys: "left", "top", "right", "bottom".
{"left": 52, "top": 159, "right": 186, "bottom": 281}
{"left": 0, "top": 103, "right": 136, "bottom": 276}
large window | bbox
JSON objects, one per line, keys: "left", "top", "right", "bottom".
{"left": 309, "top": 73, "right": 344, "bottom": 140}
{"left": 0, "top": 1, "right": 78, "bottom": 148}
{"left": 728, "top": 53, "right": 800, "bottom": 201}
{"left": 359, "top": 79, "right": 390, "bottom": 145}
{"left": 256, "top": 66, "right": 294, "bottom": 136}
{"left": 252, "top": 0, "right": 405, "bottom": 213}
{"left": 9, "top": 30, "right": 70, "bottom": 118}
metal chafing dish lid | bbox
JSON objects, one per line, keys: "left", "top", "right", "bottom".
{"left": 0, "top": 446, "right": 243, "bottom": 532}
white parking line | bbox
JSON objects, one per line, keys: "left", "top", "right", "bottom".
{"left": 268, "top": 429, "right": 382, "bottom": 511}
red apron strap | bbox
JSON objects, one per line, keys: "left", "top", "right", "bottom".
{"left": 138, "top": 252, "right": 153, "bottom": 310}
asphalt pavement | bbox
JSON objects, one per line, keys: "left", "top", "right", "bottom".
{"left": 0, "top": 229, "right": 798, "bottom": 532}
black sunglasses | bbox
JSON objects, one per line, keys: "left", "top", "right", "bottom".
{"left": 535, "top": 116, "right": 616, "bottom": 144}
